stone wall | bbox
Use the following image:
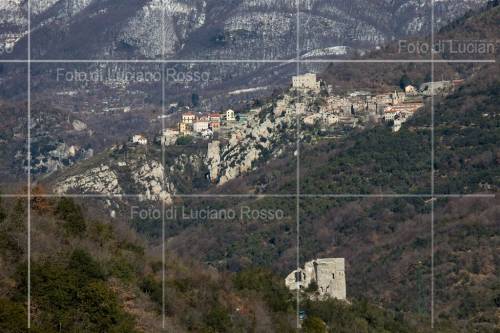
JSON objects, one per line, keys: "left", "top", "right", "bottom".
{"left": 285, "top": 258, "right": 346, "bottom": 300}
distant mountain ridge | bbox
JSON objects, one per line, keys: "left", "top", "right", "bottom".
{"left": 0, "top": 0, "right": 489, "bottom": 60}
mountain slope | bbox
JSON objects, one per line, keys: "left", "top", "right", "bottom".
{"left": 1, "top": 0, "right": 490, "bottom": 60}
{"left": 137, "top": 6, "right": 499, "bottom": 332}
{"left": 0, "top": 192, "right": 438, "bottom": 332}
{"left": 0, "top": 194, "right": 299, "bottom": 332}
{"left": 159, "top": 66, "right": 499, "bottom": 331}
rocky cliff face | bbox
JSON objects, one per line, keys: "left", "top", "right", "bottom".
{"left": 131, "top": 160, "right": 174, "bottom": 203}
{"left": 206, "top": 140, "right": 220, "bottom": 182}
{"left": 52, "top": 144, "right": 205, "bottom": 204}
{"left": 51, "top": 90, "right": 301, "bottom": 200}
{"left": 55, "top": 164, "right": 123, "bottom": 196}
{"left": 215, "top": 97, "right": 297, "bottom": 185}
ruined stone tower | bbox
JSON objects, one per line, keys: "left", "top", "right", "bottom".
{"left": 285, "top": 258, "right": 346, "bottom": 300}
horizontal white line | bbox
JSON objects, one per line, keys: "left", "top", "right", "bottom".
{"left": 0, "top": 193, "right": 495, "bottom": 198}
{"left": 0, "top": 59, "right": 495, "bottom": 64}
{"left": 301, "top": 193, "right": 496, "bottom": 198}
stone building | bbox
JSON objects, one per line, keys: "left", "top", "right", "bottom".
{"left": 292, "top": 73, "right": 321, "bottom": 92}
{"left": 419, "top": 81, "right": 453, "bottom": 96}
{"left": 132, "top": 134, "right": 148, "bottom": 145}
{"left": 285, "top": 258, "right": 346, "bottom": 300}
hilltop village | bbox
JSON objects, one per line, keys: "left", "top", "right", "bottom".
{"left": 126, "top": 72, "right": 464, "bottom": 186}
{"left": 29, "top": 72, "right": 461, "bottom": 177}
{"left": 51, "top": 71, "right": 464, "bottom": 205}
{"left": 129, "top": 72, "right": 462, "bottom": 149}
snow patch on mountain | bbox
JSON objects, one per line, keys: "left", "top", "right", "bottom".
{"left": 119, "top": 0, "right": 204, "bottom": 58}
{"left": 301, "top": 46, "right": 349, "bottom": 58}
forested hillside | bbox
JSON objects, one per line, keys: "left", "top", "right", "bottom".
{"left": 139, "top": 59, "right": 499, "bottom": 332}
{"left": 0, "top": 194, "right": 296, "bottom": 332}
{"left": 0, "top": 193, "right": 438, "bottom": 332}
{"left": 149, "top": 6, "right": 499, "bottom": 332}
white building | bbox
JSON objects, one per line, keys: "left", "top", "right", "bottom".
{"left": 132, "top": 134, "right": 148, "bottom": 145}
{"left": 285, "top": 258, "right": 346, "bottom": 300}
{"left": 193, "top": 121, "right": 210, "bottom": 133}
{"left": 292, "top": 73, "right": 321, "bottom": 92}
{"left": 225, "top": 109, "right": 236, "bottom": 121}
{"left": 404, "top": 85, "right": 418, "bottom": 95}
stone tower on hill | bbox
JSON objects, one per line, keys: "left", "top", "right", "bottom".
{"left": 285, "top": 258, "right": 346, "bottom": 300}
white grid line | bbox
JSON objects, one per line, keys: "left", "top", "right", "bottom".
{"left": 0, "top": 59, "right": 495, "bottom": 64}
{"left": 431, "top": 0, "right": 436, "bottom": 328}
{"left": 295, "top": 0, "right": 301, "bottom": 329}
{"left": 27, "top": 0, "right": 31, "bottom": 328}
{"left": 160, "top": 1, "right": 167, "bottom": 329}
{"left": 0, "top": 193, "right": 496, "bottom": 199}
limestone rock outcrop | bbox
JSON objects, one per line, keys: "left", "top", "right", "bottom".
{"left": 212, "top": 97, "right": 297, "bottom": 185}
{"left": 55, "top": 165, "right": 123, "bottom": 196}
{"left": 132, "top": 160, "right": 174, "bottom": 204}
{"left": 72, "top": 120, "right": 88, "bottom": 131}
{"left": 206, "top": 140, "right": 220, "bottom": 182}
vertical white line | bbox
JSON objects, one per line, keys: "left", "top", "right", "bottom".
{"left": 27, "top": 0, "right": 31, "bottom": 329}
{"left": 295, "top": 0, "right": 301, "bottom": 330}
{"left": 160, "top": 0, "right": 167, "bottom": 330}
{"left": 430, "top": 0, "right": 435, "bottom": 329}
{"left": 296, "top": 0, "right": 300, "bottom": 74}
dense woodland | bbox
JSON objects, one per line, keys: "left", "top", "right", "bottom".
{"left": 1, "top": 194, "right": 440, "bottom": 332}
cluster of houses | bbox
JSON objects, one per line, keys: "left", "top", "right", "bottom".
{"left": 295, "top": 74, "right": 424, "bottom": 132}
{"left": 383, "top": 80, "right": 462, "bottom": 131}
{"left": 292, "top": 72, "right": 463, "bottom": 132}
{"left": 177, "top": 109, "right": 236, "bottom": 135}
{"left": 129, "top": 73, "right": 464, "bottom": 147}
{"left": 129, "top": 107, "right": 250, "bottom": 147}
{"left": 383, "top": 100, "right": 423, "bottom": 132}
{"left": 160, "top": 108, "right": 247, "bottom": 146}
